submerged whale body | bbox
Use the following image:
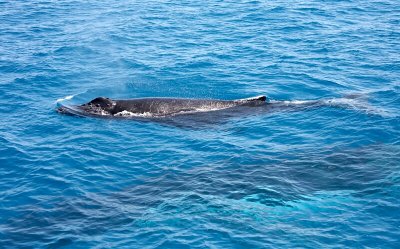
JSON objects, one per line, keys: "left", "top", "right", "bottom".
{"left": 58, "top": 95, "right": 267, "bottom": 118}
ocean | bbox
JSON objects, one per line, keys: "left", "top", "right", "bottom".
{"left": 0, "top": 0, "right": 399, "bottom": 248}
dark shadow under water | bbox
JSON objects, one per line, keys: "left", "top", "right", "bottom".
{"left": 2, "top": 144, "right": 399, "bottom": 248}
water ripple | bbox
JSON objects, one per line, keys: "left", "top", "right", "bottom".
{"left": 1, "top": 0, "right": 399, "bottom": 248}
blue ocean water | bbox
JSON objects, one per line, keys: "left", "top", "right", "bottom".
{"left": 1, "top": 0, "right": 399, "bottom": 248}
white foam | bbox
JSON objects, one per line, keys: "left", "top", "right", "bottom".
{"left": 270, "top": 96, "right": 391, "bottom": 117}
{"left": 322, "top": 98, "right": 358, "bottom": 106}
{"left": 269, "top": 97, "right": 363, "bottom": 108}
{"left": 326, "top": 98, "right": 391, "bottom": 116}
{"left": 268, "top": 99, "right": 318, "bottom": 106}
{"left": 284, "top": 100, "right": 313, "bottom": 105}
{"left": 56, "top": 94, "right": 75, "bottom": 103}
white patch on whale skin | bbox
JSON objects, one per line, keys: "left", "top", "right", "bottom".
{"left": 180, "top": 102, "right": 237, "bottom": 115}
{"left": 113, "top": 110, "right": 154, "bottom": 117}
{"left": 192, "top": 105, "right": 233, "bottom": 113}
{"left": 99, "top": 110, "right": 111, "bottom": 116}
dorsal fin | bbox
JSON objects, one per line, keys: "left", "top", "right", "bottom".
{"left": 239, "top": 95, "right": 267, "bottom": 102}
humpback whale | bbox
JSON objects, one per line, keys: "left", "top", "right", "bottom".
{"left": 57, "top": 95, "right": 267, "bottom": 118}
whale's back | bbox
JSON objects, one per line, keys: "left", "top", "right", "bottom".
{"left": 113, "top": 98, "right": 237, "bottom": 116}
{"left": 58, "top": 95, "right": 267, "bottom": 118}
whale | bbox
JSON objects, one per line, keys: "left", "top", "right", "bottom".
{"left": 56, "top": 94, "right": 374, "bottom": 127}
{"left": 57, "top": 95, "right": 267, "bottom": 118}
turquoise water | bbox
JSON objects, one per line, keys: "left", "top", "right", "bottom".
{"left": 1, "top": 0, "right": 400, "bottom": 248}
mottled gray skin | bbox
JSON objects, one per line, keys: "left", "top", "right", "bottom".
{"left": 78, "top": 96, "right": 267, "bottom": 116}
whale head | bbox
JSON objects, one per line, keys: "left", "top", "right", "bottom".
{"left": 79, "top": 97, "right": 116, "bottom": 115}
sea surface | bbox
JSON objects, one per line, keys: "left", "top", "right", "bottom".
{"left": 1, "top": 0, "right": 399, "bottom": 248}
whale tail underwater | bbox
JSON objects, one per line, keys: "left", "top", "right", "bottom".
{"left": 57, "top": 95, "right": 268, "bottom": 118}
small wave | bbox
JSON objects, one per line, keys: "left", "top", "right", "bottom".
{"left": 56, "top": 95, "right": 75, "bottom": 103}
{"left": 269, "top": 95, "right": 393, "bottom": 117}
{"left": 321, "top": 97, "right": 393, "bottom": 117}
{"left": 269, "top": 99, "right": 317, "bottom": 105}
{"left": 56, "top": 91, "right": 89, "bottom": 104}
